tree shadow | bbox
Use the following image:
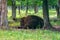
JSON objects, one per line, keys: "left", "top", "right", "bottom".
{"left": 43, "top": 26, "right": 60, "bottom": 32}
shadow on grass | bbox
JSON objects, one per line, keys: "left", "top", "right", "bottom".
{"left": 42, "top": 26, "right": 60, "bottom": 32}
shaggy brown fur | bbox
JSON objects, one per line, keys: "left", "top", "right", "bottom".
{"left": 19, "top": 15, "right": 44, "bottom": 29}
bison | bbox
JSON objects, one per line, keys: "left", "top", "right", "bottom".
{"left": 19, "top": 15, "right": 44, "bottom": 29}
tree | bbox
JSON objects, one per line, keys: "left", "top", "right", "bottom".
{"left": 0, "top": 0, "right": 9, "bottom": 29}
{"left": 17, "top": 0, "right": 21, "bottom": 14}
{"left": 26, "top": 0, "right": 28, "bottom": 14}
{"left": 20, "top": 0, "right": 23, "bottom": 10}
{"left": 42, "top": 0, "right": 52, "bottom": 29}
{"left": 56, "top": 0, "right": 60, "bottom": 19}
{"left": 18, "top": 5, "right": 20, "bottom": 14}
{"left": 12, "top": 0, "right": 16, "bottom": 20}
{"left": 33, "top": 0, "right": 38, "bottom": 13}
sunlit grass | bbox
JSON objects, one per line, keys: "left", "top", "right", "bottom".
{"left": 0, "top": 29, "right": 60, "bottom": 40}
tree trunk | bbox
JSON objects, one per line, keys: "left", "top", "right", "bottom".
{"left": 0, "top": 0, "right": 9, "bottom": 29}
{"left": 55, "top": 5, "right": 59, "bottom": 19}
{"left": 43, "top": 0, "right": 52, "bottom": 29}
{"left": 18, "top": 5, "right": 20, "bottom": 14}
{"left": 34, "top": 1, "right": 38, "bottom": 13}
{"left": 21, "top": 0, "right": 23, "bottom": 10}
{"left": 56, "top": 0, "right": 60, "bottom": 19}
{"left": 26, "top": 0, "right": 28, "bottom": 14}
{"left": 12, "top": 0, "right": 16, "bottom": 20}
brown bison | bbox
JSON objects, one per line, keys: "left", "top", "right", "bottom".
{"left": 19, "top": 15, "right": 44, "bottom": 29}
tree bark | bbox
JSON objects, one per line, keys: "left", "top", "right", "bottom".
{"left": 43, "top": 0, "right": 52, "bottom": 29}
{"left": 18, "top": 5, "right": 20, "bottom": 14}
{"left": 1, "top": 0, "right": 9, "bottom": 29}
{"left": 55, "top": 5, "right": 59, "bottom": 18}
{"left": 34, "top": 1, "right": 38, "bottom": 13}
{"left": 21, "top": 0, "right": 23, "bottom": 10}
{"left": 12, "top": 0, "right": 16, "bottom": 19}
{"left": 26, "top": 0, "right": 28, "bottom": 14}
{"left": 56, "top": 0, "right": 60, "bottom": 19}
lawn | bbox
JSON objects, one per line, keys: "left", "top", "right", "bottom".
{"left": 0, "top": 29, "right": 60, "bottom": 40}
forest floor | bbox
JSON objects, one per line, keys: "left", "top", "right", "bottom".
{"left": 10, "top": 25, "right": 60, "bottom": 32}
{"left": 52, "top": 26, "right": 60, "bottom": 31}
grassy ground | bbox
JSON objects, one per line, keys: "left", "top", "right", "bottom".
{"left": 0, "top": 29, "right": 60, "bottom": 40}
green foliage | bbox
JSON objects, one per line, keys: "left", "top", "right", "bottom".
{"left": 7, "top": 0, "right": 57, "bottom": 6}
{"left": 48, "top": 0, "right": 57, "bottom": 5}
{"left": 7, "top": 0, "right": 12, "bottom": 6}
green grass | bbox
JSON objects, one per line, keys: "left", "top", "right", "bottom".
{"left": 0, "top": 29, "right": 60, "bottom": 40}
{"left": 51, "top": 20, "right": 60, "bottom": 26}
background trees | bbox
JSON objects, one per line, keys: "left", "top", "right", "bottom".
{"left": 12, "top": 0, "right": 16, "bottom": 20}
{"left": 0, "top": 0, "right": 59, "bottom": 29}
{"left": 7, "top": 0, "right": 58, "bottom": 28}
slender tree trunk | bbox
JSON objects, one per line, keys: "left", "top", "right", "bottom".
{"left": 18, "top": 5, "right": 20, "bottom": 14}
{"left": 26, "top": 0, "right": 28, "bottom": 14}
{"left": 55, "top": 5, "right": 59, "bottom": 18}
{"left": 43, "top": 0, "right": 52, "bottom": 29}
{"left": 34, "top": 2, "right": 38, "bottom": 13}
{"left": 21, "top": 0, "right": 23, "bottom": 10}
{"left": 56, "top": 0, "right": 60, "bottom": 19}
{"left": 12, "top": 0, "right": 16, "bottom": 20}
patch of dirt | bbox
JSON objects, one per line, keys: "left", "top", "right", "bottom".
{"left": 9, "top": 26, "right": 60, "bottom": 32}
{"left": 52, "top": 26, "right": 60, "bottom": 31}
{"left": 44, "top": 25, "right": 60, "bottom": 32}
